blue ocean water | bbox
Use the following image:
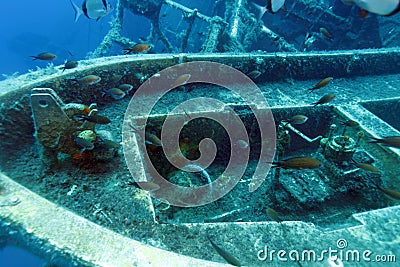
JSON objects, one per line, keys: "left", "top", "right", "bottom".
{"left": 0, "top": 245, "right": 45, "bottom": 267}
{"left": 0, "top": 0, "right": 218, "bottom": 80}
{"left": 0, "top": 0, "right": 124, "bottom": 79}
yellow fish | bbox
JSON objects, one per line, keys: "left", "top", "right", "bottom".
{"left": 308, "top": 77, "right": 333, "bottom": 93}
{"left": 377, "top": 186, "right": 400, "bottom": 200}
{"left": 267, "top": 157, "right": 322, "bottom": 169}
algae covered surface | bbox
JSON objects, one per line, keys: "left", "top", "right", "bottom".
{"left": 0, "top": 66, "right": 399, "bottom": 265}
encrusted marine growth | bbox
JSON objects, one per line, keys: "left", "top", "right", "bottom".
{"left": 30, "top": 88, "right": 118, "bottom": 175}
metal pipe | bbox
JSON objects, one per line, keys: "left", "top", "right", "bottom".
{"left": 286, "top": 123, "right": 323, "bottom": 143}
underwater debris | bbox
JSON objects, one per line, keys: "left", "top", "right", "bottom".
{"left": 77, "top": 74, "right": 101, "bottom": 85}
{"left": 30, "top": 52, "right": 57, "bottom": 61}
{"left": 123, "top": 43, "right": 152, "bottom": 54}
{"left": 302, "top": 32, "right": 316, "bottom": 50}
{"left": 93, "top": 203, "right": 113, "bottom": 224}
{"left": 267, "top": 157, "right": 322, "bottom": 169}
{"left": 206, "top": 206, "right": 252, "bottom": 223}
{"left": 66, "top": 185, "right": 78, "bottom": 196}
{"left": 206, "top": 234, "right": 241, "bottom": 266}
{"left": 60, "top": 60, "right": 78, "bottom": 72}
{"left": 369, "top": 136, "right": 400, "bottom": 148}
{"left": 30, "top": 88, "right": 118, "bottom": 171}
{"left": 312, "top": 94, "right": 336, "bottom": 107}
{"left": 308, "top": 77, "right": 333, "bottom": 93}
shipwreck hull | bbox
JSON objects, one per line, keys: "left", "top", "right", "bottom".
{"left": 0, "top": 49, "right": 399, "bottom": 266}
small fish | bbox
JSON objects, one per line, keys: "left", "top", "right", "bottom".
{"left": 308, "top": 77, "right": 333, "bottom": 92}
{"left": 70, "top": 0, "right": 113, "bottom": 22}
{"left": 284, "top": 115, "right": 308, "bottom": 126}
{"left": 312, "top": 94, "right": 336, "bottom": 107}
{"left": 341, "top": 0, "right": 400, "bottom": 17}
{"left": 30, "top": 52, "right": 57, "bottom": 61}
{"left": 60, "top": 60, "right": 78, "bottom": 72}
{"left": 145, "top": 132, "right": 162, "bottom": 147}
{"left": 118, "top": 83, "right": 134, "bottom": 92}
{"left": 319, "top": 27, "right": 332, "bottom": 39}
{"left": 97, "top": 139, "right": 120, "bottom": 150}
{"left": 73, "top": 114, "right": 111, "bottom": 124}
{"left": 266, "top": 207, "right": 282, "bottom": 222}
{"left": 236, "top": 139, "right": 249, "bottom": 149}
{"left": 174, "top": 74, "right": 191, "bottom": 87}
{"left": 78, "top": 75, "right": 101, "bottom": 85}
{"left": 74, "top": 136, "right": 94, "bottom": 152}
{"left": 111, "top": 74, "right": 124, "bottom": 83}
{"left": 377, "top": 186, "right": 400, "bottom": 200}
{"left": 206, "top": 234, "right": 241, "bottom": 266}
{"left": 340, "top": 119, "right": 359, "bottom": 127}
{"left": 129, "top": 124, "right": 162, "bottom": 147}
{"left": 369, "top": 136, "right": 400, "bottom": 148}
{"left": 103, "top": 88, "right": 126, "bottom": 100}
{"left": 352, "top": 161, "right": 379, "bottom": 173}
{"left": 123, "top": 43, "right": 152, "bottom": 54}
{"left": 267, "top": 157, "right": 322, "bottom": 169}
{"left": 132, "top": 181, "right": 160, "bottom": 192}
{"left": 247, "top": 70, "right": 262, "bottom": 80}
